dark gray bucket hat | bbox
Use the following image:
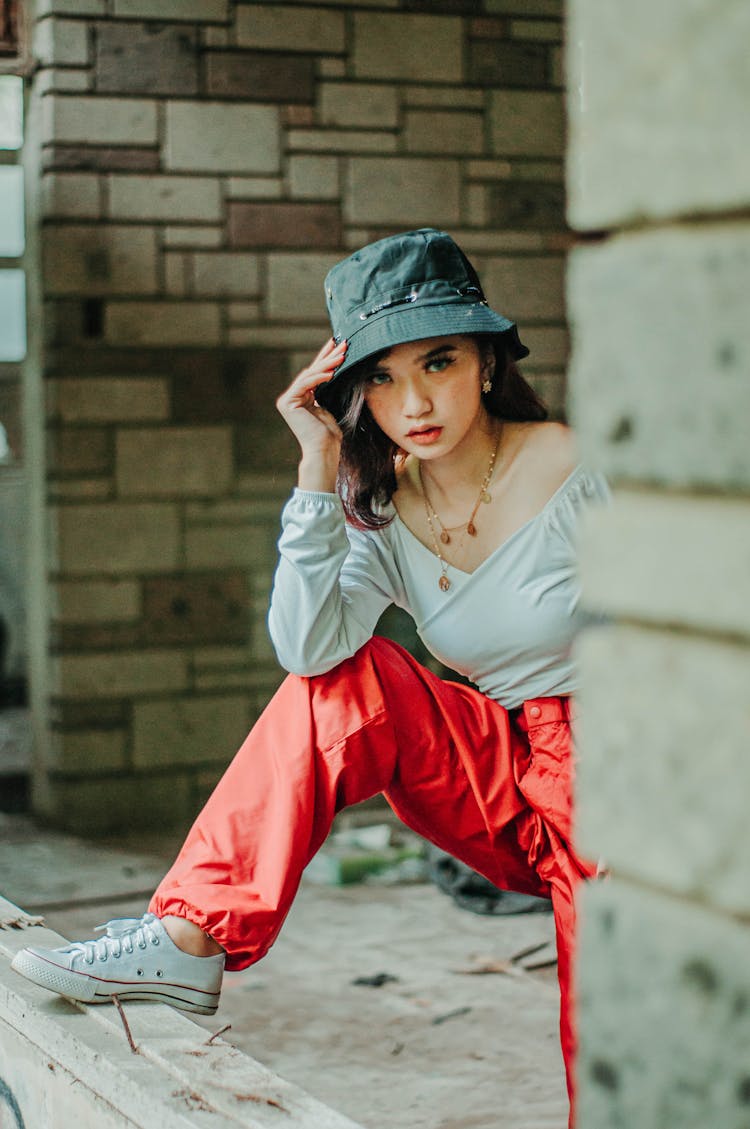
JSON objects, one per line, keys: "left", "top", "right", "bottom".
{"left": 315, "top": 227, "right": 529, "bottom": 418}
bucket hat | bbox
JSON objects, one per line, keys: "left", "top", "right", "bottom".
{"left": 315, "top": 227, "right": 529, "bottom": 418}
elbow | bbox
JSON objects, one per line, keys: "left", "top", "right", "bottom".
{"left": 268, "top": 603, "right": 365, "bottom": 678}
{"left": 268, "top": 625, "right": 357, "bottom": 679}
{"left": 272, "top": 645, "right": 344, "bottom": 680}
{"left": 267, "top": 621, "right": 338, "bottom": 678}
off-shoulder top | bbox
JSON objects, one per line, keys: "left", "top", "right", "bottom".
{"left": 267, "top": 464, "right": 610, "bottom": 709}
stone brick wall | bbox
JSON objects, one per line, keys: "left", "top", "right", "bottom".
{"left": 567, "top": 1, "right": 750, "bottom": 1123}
{"left": 26, "top": 0, "right": 565, "bottom": 833}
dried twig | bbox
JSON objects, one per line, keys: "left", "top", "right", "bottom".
{"left": 510, "top": 940, "right": 550, "bottom": 964}
{"left": 522, "top": 956, "right": 558, "bottom": 971}
{"left": 431, "top": 1005, "right": 472, "bottom": 1026}
{"left": 235, "top": 1093, "right": 289, "bottom": 1113}
{"left": 453, "top": 959, "right": 513, "bottom": 976}
{"left": 173, "top": 1089, "right": 214, "bottom": 1113}
{"left": 204, "top": 1023, "right": 232, "bottom": 1045}
{"left": 111, "top": 995, "right": 139, "bottom": 1054}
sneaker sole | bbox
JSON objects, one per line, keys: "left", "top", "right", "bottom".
{"left": 11, "top": 950, "right": 220, "bottom": 1015}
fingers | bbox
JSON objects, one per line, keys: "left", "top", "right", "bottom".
{"left": 277, "top": 338, "right": 347, "bottom": 410}
{"left": 311, "top": 336, "right": 342, "bottom": 366}
{"left": 305, "top": 338, "right": 347, "bottom": 387}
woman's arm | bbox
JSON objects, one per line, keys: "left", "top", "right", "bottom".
{"left": 268, "top": 339, "right": 406, "bottom": 676}
{"left": 267, "top": 490, "right": 404, "bottom": 676}
{"left": 275, "top": 337, "right": 346, "bottom": 493}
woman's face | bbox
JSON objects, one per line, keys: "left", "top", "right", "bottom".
{"left": 361, "top": 335, "right": 493, "bottom": 460}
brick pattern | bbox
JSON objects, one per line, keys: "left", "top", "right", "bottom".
{"left": 567, "top": 0, "right": 750, "bottom": 1123}
{"left": 31, "top": 0, "right": 567, "bottom": 833}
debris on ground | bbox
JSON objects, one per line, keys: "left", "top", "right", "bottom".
{"left": 428, "top": 845, "right": 552, "bottom": 916}
{"left": 112, "top": 995, "right": 139, "bottom": 1054}
{"left": 205, "top": 1023, "right": 232, "bottom": 1045}
{"left": 431, "top": 1006, "right": 472, "bottom": 1026}
{"left": 452, "top": 939, "right": 557, "bottom": 977}
{"left": 0, "top": 910, "right": 44, "bottom": 929}
{"left": 235, "top": 1092, "right": 289, "bottom": 1112}
{"left": 172, "top": 1089, "right": 215, "bottom": 1113}
{"left": 351, "top": 972, "right": 400, "bottom": 988}
{"left": 304, "top": 825, "right": 426, "bottom": 886}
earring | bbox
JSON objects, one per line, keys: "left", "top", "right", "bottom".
{"left": 481, "top": 356, "right": 495, "bottom": 395}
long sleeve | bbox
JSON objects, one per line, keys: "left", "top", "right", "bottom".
{"left": 267, "top": 489, "right": 407, "bottom": 676}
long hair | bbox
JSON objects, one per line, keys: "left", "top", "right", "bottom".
{"left": 336, "top": 334, "right": 548, "bottom": 530}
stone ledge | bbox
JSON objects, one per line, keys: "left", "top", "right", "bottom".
{"left": 0, "top": 894, "right": 363, "bottom": 1128}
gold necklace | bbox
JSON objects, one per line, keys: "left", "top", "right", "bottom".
{"left": 419, "top": 434, "right": 500, "bottom": 592}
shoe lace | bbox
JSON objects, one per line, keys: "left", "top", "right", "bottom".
{"left": 68, "top": 912, "right": 161, "bottom": 966}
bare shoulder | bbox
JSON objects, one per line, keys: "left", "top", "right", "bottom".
{"left": 524, "top": 420, "right": 578, "bottom": 469}
{"left": 511, "top": 421, "right": 579, "bottom": 494}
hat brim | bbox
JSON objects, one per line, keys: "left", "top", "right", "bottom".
{"left": 314, "top": 301, "right": 529, "bottom": 419}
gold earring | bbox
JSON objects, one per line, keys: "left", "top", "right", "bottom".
{"left": 481, "top": 376, "right": 492, "bottom": 394}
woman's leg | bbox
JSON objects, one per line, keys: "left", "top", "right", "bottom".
{"left": 510, "top": 699, "right": 598, "bottom": 1126}
{"left": 12, "top": 636, "right": 534, "bottom": 1016}
{"left": 152, "top": 638, "right": 593, "bottom": 1117}
{"left": 150, "top": 635, "right": 547, "bottom": 970}
{"left": 389, "top": 691, "right": 595, "bottom": 1125}
{"left": 14, "top": 634, "right": 590, "bottom": 1117}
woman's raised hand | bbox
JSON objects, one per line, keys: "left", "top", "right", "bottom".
{"left": 276, "top": 337, "right": 347, "bottom": 492}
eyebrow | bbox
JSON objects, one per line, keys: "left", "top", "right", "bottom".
{"left": 417, "top": 344, "right": 458, "bottom": 362}
{"left": 366, "top": 344, "right": 457, "bottom": 377}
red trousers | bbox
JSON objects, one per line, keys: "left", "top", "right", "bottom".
{"left": 150, "top": 637, "right": 595, "bottom": 1120}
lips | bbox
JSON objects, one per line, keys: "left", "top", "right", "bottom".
{"left": 407, "top": 426, "right": 443, "bottom": 445}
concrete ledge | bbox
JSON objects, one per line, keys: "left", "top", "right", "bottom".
{"left": 0, "top": 895, "right": 362, "bottom": 1128}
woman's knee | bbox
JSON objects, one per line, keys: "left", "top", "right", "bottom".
{"left": 300, "top": 636, "right": 419, "bottom": 688}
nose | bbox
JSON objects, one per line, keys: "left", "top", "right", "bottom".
{"left": 402, "top": 376, "right": 431, "bottom": 417}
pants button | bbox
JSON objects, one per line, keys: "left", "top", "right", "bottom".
{"left": 529, "top": 704, "right": 542, "bottom": 719}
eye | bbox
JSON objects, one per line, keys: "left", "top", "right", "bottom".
{"left": 426, "top": 356, "right": 453, "bottom": 373}
{"left": 366, "top": 371, "right": 392, "bottom": 386}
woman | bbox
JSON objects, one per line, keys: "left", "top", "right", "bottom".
{"left": 13, "top": 229, "right": 608, "bottom": 1123}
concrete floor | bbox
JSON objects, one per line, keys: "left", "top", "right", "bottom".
{"left": 0, "top": 813, "right": 568, "bottom": 1129}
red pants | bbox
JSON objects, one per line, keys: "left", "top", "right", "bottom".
{"left": 150, "top": 637, "right": 595, "bottom": 1121}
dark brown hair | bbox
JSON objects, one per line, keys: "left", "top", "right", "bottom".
{"left": 336, "top": 334, "right": 548, "bottom": 530}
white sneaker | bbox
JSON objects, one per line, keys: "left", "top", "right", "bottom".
{"left": 11, "top": 912, "right": 224, "bottom": 1015}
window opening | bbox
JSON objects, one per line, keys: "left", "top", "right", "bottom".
{"left": 0, "top": 166, "right": 23, "bottom": 255}
{"left": 0, "top": 74, "right": 22, "bottom": 149}
{"left": 0, "top": 269, "right": 25, "bottom": 361}
{"left": 0, "top": 2, "right": 21, "bottom": 61}
{"left": 0, "top": 74, "right": 25, "bottom": 362}
{"left": 0, "top": 57, "right": 28, "bottom": 806}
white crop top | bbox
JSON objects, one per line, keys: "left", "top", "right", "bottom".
{"left": 267, "top": 465, "right": 611, "bottom": 709}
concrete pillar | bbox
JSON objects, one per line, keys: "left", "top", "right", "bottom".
{"left": 566, "top": 1, "right": 750, "bottom": 1123}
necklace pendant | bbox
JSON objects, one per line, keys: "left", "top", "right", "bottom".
{"left": 481, "top": 491, "right": 492, "bottom": 504}
{"left": 466, "top": 521, "right": 477, "bottom": 537}
{"left": 439, "top": 574, "right": 451, "bottom": 592}
{"left": 439, "top": 530, "right": 450, "bottom": 544}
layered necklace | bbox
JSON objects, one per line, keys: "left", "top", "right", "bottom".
{"left": 419, "top": 432, "right": 500, "bottom": 592}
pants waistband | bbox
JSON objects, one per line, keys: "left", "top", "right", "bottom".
{"left": 511, "top": 695, "right": 576, "bottom": 730}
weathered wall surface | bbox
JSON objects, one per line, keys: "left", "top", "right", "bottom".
{"left": 27, "top": 0, "right": 566, "bottom": 832}
{"left": 567, "top": 1, "right": 750, "bottom": 1123}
